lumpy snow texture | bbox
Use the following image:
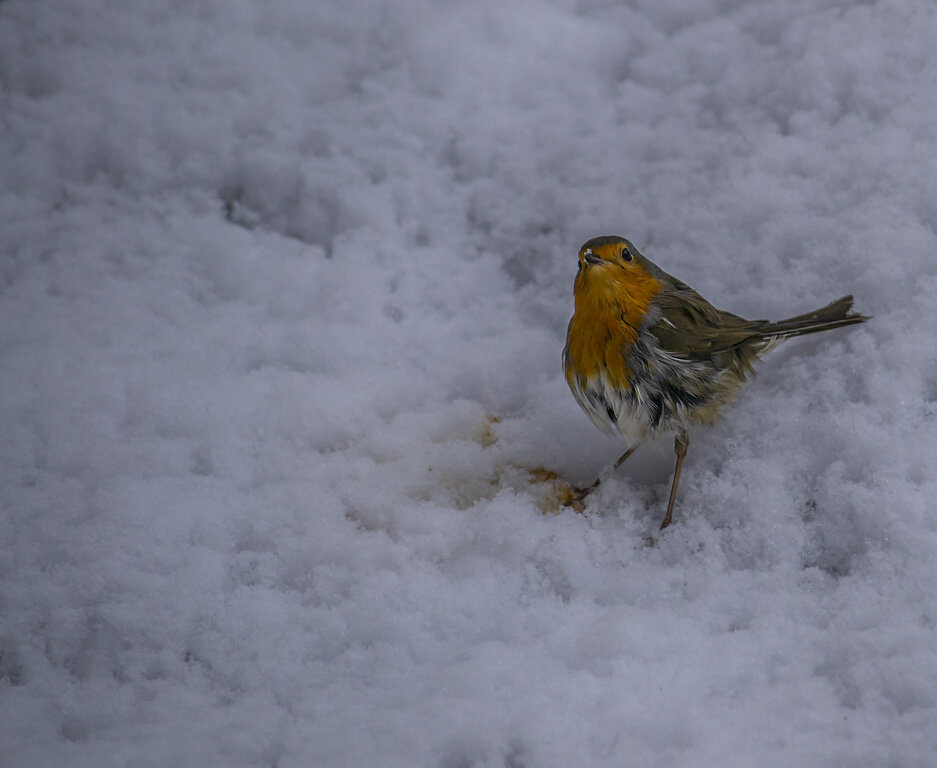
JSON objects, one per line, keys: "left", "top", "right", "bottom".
{"left": 2, "top": 1, "right": 936, "bottom": 766}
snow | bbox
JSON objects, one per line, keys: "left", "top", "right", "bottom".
{"left": 1, "top": 0, "right": 936, "bottom": 765}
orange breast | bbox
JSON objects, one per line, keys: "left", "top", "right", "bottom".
{"left": 565, "top": 265, "right": 661, "bottom": 393}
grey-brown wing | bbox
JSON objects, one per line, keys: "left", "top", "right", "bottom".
{"left": 649, "top": 281, "right": 770, "bottom": 363}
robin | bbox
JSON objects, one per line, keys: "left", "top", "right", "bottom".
{"left": 563, "top": 235, "right": 869, "bottom": 529}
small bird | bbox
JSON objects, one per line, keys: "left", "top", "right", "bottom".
{"left": 563, "top": 235, "right": 869, "bottom": 529}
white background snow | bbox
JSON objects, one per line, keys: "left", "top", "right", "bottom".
{"left": 2, "top": 0, "right": 937, "bottom": 766}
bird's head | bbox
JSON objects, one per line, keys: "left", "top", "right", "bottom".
{"left": 577, "top": 235, "right": 640, "bottom": 272}
{"left": 574, "top": 235, "right": 662, "bottom": 315}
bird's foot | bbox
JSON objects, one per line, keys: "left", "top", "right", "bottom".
{"left": 563, "top": 478, "right": 601, "bottom": 513}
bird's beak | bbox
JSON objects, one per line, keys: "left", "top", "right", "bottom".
{"left": 583, "top": 251, "right": 603, "bottom": 266}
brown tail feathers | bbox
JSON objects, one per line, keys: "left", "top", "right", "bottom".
{"left": 765, "top": 295, "right": 870, "bottom": 340}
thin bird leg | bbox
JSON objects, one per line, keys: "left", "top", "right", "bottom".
{"left": 584, "top": 446, "right": 638, "bottom": 491}
{"left": 571, "top": 446, "right": 638, "bottom": 502}
{"left": 660, "top": 434, "right": 689, "bottom": 530}
{"left": 613, "top": 446, "right": 638, "bottom": 470}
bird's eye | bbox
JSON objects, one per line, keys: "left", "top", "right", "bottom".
{"left": 621, "top": 246, "right": 633, "bottom": 262}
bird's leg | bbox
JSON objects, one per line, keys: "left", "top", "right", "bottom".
{"left": 584, "top": 446, "right": 637, "bottom": 492}
{"left": 613, "top": 446, "right": 638, "bottom": 470}
{"left": 569, "top": 446, "right": 638, "bottom": 505}
{"left": 660, "top": 434, "right": 688, "bottom": 530}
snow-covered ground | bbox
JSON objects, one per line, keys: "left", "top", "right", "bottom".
{"left": 2, "top": 1, "right": 936, "bottom": 765}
